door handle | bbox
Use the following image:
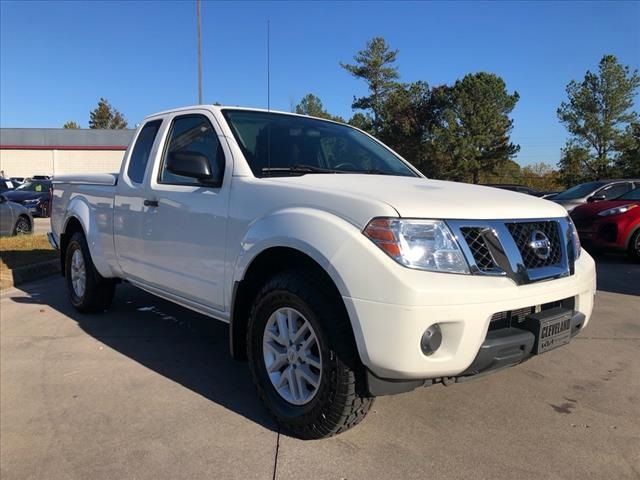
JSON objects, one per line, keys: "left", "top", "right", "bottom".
{"left": 144, "top": 199, "right": 159, "bottom": 207}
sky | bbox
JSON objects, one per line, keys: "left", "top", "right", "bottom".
{"left": 1, "top": 0, "right": 639, "bottom": 167}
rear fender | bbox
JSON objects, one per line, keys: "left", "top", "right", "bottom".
{"left": 63, "top": 196, "right": 116, "bottom": 278}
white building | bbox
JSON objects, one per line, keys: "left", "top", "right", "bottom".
{"left": 0, "top": 128, "right": 134, "bottom": 178}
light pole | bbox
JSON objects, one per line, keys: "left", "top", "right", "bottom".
{"left": 197, "top": 0, "right": 202, "bottom": 104}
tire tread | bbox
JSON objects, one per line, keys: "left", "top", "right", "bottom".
{"left": 247, "top": 269, "right": 373, "bottom": 439}
{"left": 66, "top": 232, "right": 115, "bottom": 313}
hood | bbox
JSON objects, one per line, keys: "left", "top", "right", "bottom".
{"left": 3, "top": 191, "right": 45, "bottom": 202}
{"left": 571, "top": 199, "right": 639, "bottom": 220}
{"left": 265, "top": 174, "right": 568, "bottom": 220}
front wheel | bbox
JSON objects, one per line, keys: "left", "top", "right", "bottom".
{"left": 247, "top": 271, "right": 374, "bottom": 439}
{"left": 65, "top": 231, "right": 116, "bottom": 313}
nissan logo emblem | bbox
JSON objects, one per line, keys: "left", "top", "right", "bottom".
{"left": 529, "top": 230, "right": 551, "bottom": 260}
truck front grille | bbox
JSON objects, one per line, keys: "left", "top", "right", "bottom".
{"left": 460, "top": 227, "right": 495, "bottom": 272}
{"left": 448, "top": 218, "right": 573, "bottom": 285}
{"left": 488, "top": 297, "right": 575, "bottom": 331}
{"left": 506, "top": 221, "right": 562, "bottom": 269}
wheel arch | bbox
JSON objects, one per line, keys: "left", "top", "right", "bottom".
{"left": 59, "top": 216, "right": 84, "bottom": 276}
{"left": 229, "top": 246, "right": 353, "bottom": 361}
{"left": 59, "top": 196, "right": 115, "bottom": 278}
{"left": 15, "top": 213, "right": 32, "bottom": 230}
{"left": 625, "top": 222, "right": 640, "bottom": 248}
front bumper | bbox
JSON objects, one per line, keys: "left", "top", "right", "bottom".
{"left": 366, "top": 310, "right": 585, "bottom": 396}
{"left": 343, "top": 252, "right": 596, "bottom": 382}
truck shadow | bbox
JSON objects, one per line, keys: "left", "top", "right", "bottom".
{"left": 10, "top": 279, "right": 279, "bottom": 434}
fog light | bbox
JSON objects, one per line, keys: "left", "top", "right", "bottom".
{"left": 421, "top": 324, "right": 442, "bottom": 356}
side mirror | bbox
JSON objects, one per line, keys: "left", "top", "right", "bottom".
{"left": 587, "top": 194, "right": 606, "bottom": 203}
{"left": 166, "top": 151, "right": 216, "bottom": 183}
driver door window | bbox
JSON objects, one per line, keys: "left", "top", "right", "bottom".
{"left": 159, "top": 115, "right": 225, "bottom": 186}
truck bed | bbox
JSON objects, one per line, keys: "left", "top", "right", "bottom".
{"left": 52, "top": 173, "right": 119, "bottom": 186}
{"left": 50, "top": 173, "right": 120, "bottom": 278}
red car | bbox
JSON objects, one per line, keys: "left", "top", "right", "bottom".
{"left": 570, "top": 187, "right": 640, "bottom": 260}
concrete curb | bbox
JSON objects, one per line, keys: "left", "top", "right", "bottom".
{"left": 0, "top": 259, "right": 60, "bottom": 290}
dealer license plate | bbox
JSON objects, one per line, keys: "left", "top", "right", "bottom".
{"left": 523, "top": 308, "right": 573, "bottom": 354}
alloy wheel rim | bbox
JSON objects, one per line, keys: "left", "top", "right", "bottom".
{"left": 70, "top": 249, "right": 86, "bottom": 298}
{"left": 635, "top": 234, "right": 640, "bottom": 255}
{"left": 15, "top": 220, "right": 29, "bottom": 234}
{"left": 262, "top": 307, "right": 322, "bottom": 405}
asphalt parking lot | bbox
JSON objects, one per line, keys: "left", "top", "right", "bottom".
{"left": 1, "top": 255, "right": 639, "bottom": 480}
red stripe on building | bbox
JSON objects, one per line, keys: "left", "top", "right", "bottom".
{"left": 0, "top": 145, "right": 127, "bottom": 151}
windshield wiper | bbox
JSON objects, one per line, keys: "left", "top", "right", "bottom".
{"left": 261, "top": 164, "right": 346, "bottom": 176}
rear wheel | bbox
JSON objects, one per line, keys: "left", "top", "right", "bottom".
{"left": 629, "top": 229, "right": 640, "bottom": 262}
{"left": 65, "top": 231, "right": 116, "bottom": 312}
{"left": 247, "top": 270, "right": 374, "bottom": 439}
{"left": 13, "top": 216, "right": 31, "bottom": 235}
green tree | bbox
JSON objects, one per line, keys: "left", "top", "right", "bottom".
{"left": 558, "top": 143, "right": 591, "bottom": 187}
{"left": 428, "top": 73, "right": 520, "bottom": 183}
{"left": 557, "top": 54, "right": 640, "bottom": 179}
{"left": 377, "top": 81, "right": 439, "bottom": 174}
{"left": 348, "top": 113, "right": 373, "bottom": 132}
{"left": 89, "top": 98, "right": 128, "bottom": 129}
{"left": 340, "top": 37, "right": 399, "bottom": 134}
{"left": 520, "top": 162, "right": 561, "bottom": 191}
{"left": 478, "top": 159, "right": 522, "bottom": 184}
{"left": 295, "top": 93, "right": 344, "bottom": 122}
{"left": 615, "top": 123, "right": 640, "bottom": 177}
{"left": 63, "top": 121, "right": 80, "bottom": 129}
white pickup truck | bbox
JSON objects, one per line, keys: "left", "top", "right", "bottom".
{"left": 50, "top": 105, "right": 596, "bottom": 439}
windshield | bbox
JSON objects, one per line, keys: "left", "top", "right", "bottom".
{"left": 15, "top": 180, "right": 51, "bottom": 192}
{"left": 553, "top": 181, "right": 604, "bottom": 200}
{"left": 222, "top": 110, "right": 418, "bottom": 178}
{"left": 617, "top": 187, "right": 640, "bottom": 201}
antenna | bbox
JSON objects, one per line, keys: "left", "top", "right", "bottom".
{"left": 267, "top": 19, "right": 270, "bottom": 111}
{"left": 266, "top": 19, "right": 271, "bottom": 172}
{"left": 197, "top": 0, "right": 203, "bottom": 104}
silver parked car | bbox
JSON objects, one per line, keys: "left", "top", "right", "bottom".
{"left": 553, "top": 179, "right": 640, "bottom": 212}
{"left": 0, "top": 194, "right": 33, "bottom": 236}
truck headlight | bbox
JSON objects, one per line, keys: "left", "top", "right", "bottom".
{"left": 567, "top": 217, "right": 581, "bottom": 260}
{"left": 363, "top": 218, "right": 470, "bottom": 274}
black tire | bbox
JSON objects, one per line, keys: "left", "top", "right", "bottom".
{"left": 65, "top": 231, "right": 116, "bottom": 313}
{"left": 628, "top": 229, "right": 640, "bottom": 262}
{"left": 247, "top": 270, "right": 374, "bottom": 439}
{"left": 13, "top": 216, "right": 31, "bottom": 235}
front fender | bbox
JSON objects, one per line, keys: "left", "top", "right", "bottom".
{"left": 230, "top": 207, "right": 369, "bottom": 301}
{"left": 64, "top": 196, "right": 116, "bottom": 278}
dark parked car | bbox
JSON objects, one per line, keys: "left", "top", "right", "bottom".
{"left": 541, "top": 191, "right": 560, "bottom": 199}
{"left": 570, "top": 187, "right": 640, "bottom": 260}
{"left": 553, "top": 179, "right": 639, "bottom": 212}
{"left": 1, "top": 177, "right": 17, "bottom": 193}
{"left": 0, "top": 194, "right": 33, "bottom": 236}
{"left": 3, "top": 179, "right": 53, "bottom": 217}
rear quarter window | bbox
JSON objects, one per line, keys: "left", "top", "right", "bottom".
{"left": 127, "top": 120, "right": 162, "bottom": 184}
